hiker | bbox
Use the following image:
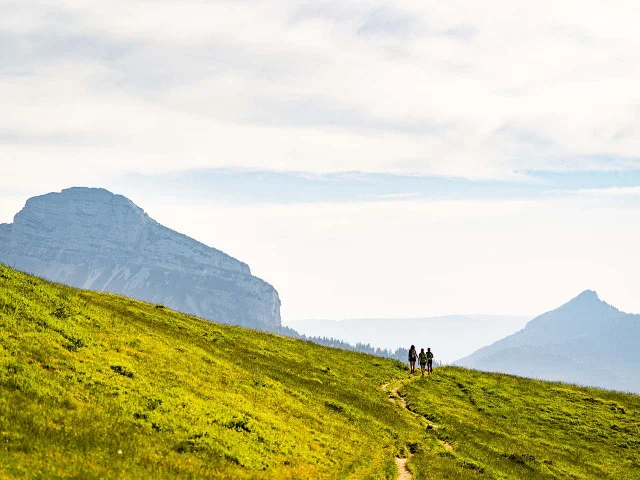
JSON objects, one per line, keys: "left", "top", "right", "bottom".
{"left": 408, "top": 345, "right": 417, "bottom": 374}
{"left": 427, "top": 347, "right": 434, "bottom": 374}
{"left": 419, "top": 348, "right": 428, "bottom": 376}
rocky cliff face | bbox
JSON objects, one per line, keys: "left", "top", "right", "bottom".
{"left": 0, "top": 188, "right": 281, "bottom": 330}
{"left": 0, "top": 223, "right": 10, "bottom": 246}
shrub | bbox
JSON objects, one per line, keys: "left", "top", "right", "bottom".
{"left": 110, "top": 365, "right": 134, "bottom": 379}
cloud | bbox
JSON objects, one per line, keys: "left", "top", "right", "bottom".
{"left": 2, "top": 0, "right": 640, "bottom": 184}
{"left": 108, "top": 167, "right": 640, "bottom": 205}
{"left": 371, "top": 192, "right": 423, "bottom": 199}
{"left": 577, "top": 186, "right": 640, "bottom": 196}
{"left": 355, "top": 6, "right": 423, "bottom": 41}
{"left": 3, "top": 1, "right": 640, "bottom": 324}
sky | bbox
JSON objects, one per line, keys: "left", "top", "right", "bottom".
{"left": 2, "top": 0, "right": 640, "bottom": 321}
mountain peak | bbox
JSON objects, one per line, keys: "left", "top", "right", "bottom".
{"left": 575, "top": 290, "right": 600, "bottom": 301}
{"left": 59, "top": 187, "right": 142, "bottom": 211}
{"left": 61, "top": 186, "right": 114, "bottom": 195}
{"left": 560, "top": 289, "right": 614, "bottom": 313}
{"left": 455, "top": 289, "right": 638, "bottom": 393}
{"left": 21, "top": 186, "right": 145, "bottom": 219}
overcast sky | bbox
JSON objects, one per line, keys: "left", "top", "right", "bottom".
{"left": 2, "top": 0, "right": 640, "bottom": 321}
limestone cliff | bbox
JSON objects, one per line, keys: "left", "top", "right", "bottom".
{"left": 0, "top": 188, "right": 281, "bottom": 330}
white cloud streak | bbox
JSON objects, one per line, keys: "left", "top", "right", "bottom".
{"left": 577, "top": 186, "right": 640, "bottom": 196}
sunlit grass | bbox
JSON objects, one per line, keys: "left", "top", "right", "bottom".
{"left": 1, "top": 264, "right": 638, "bottom": 479}
{"left": 402, "top": 367, "right": 640, "bottom": 479}
{"left": 0, "top": 265, "right": 426, "bottom": 479}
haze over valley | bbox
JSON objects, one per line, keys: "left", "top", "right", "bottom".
{"left": 289, "top": 315, "right": 531, "bottom": 364}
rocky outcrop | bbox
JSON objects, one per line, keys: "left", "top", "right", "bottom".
{"left": 0, "top": 187, "right": 281, "bottom": 330}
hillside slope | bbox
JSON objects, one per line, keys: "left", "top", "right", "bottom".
{"left": 0, "top": 187, "right": 281, "bottom": 330}
{"left": 456, "top": 291, "right": 640, "bottom": 393}
{"left": 1, "top": 265, "right": 639, "bottom": 479}
{"left": 402, "top": 368, "right": 640, "bottom": 479}
{"left": 0, "top": 264, "right": 427, "bottom": 479}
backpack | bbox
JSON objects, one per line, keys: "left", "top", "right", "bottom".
{"left": 427, "top": 351, "right": 434, "bottom": 359}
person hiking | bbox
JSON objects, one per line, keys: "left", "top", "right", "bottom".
{"left": 408, "top": 345, "right": 417, "bottom": 374}
{"left": 418, "top": 348, "right": 428, "bottom": 376}
{"left": 426, "top": 347, "right": 434, "bottom": 374}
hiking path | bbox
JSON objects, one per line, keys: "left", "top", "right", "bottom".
{"left": 381, "top": 373, "right": 455, "bottom": 479}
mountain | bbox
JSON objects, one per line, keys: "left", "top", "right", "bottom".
{"left": 2, "top": 265, "right": 639, "bottom": 479}
{"left": 0, "top": 187, "right": 281, "bottom": 330}
{"left": 289, "top": 315, "right": 531, "bottom": 363}
{"left": 455, "top": 290, "right": 640, "bottom": 393}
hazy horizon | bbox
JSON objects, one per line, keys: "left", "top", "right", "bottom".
{"left": 288, "top": 315, "right": 533, "bottom": 363}
{"left": 285, "top": 313, "right": 533, "bottom": 323}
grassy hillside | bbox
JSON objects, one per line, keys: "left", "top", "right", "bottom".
{"left": 401, "top": 370, "right": 640, "bottom": 479}
{"left": 0, "top": 264, "right": 427, "bottom": 479}
{"left": 1, "top": 264, "right": 639, "bottom": 479}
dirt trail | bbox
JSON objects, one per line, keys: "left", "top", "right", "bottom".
{"left": 381, "top": 376, "right": 455, "bottom": 478}
{"left": 394, "top": 457, "right": 412, "bottom": 480}
{"left": 381, "top": 384, "right": 397, "bottom": 405}
{"left": 392, "top": 385, "right": 407, "bottom": 408}
{"left": 440, "top": 440, "right": 454, "bottom": 451}
{"left": 382, "top": 382, "right": 415, "bottom": 479}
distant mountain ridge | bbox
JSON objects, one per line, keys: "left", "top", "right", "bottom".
{"left": 0, "top": 187, "right": 281, "bottom": 330}
{"left": 290, "top": 315, "right": 531, "bottom": 363}
{"left": 455, "top": 291, "right": 640, "bottom": 393}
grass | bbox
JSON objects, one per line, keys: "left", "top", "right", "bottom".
{"left": 0, "top": 265, "right": 425, "bottom": 479}
{"left": 401, "top": 368, "right": 640, "bottom": 479}
{"left": 0, "top": 263, "right": 639, "bottom": 479}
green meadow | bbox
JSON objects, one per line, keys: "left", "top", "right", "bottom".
{"left": 0, "top": 264, "right": 639, "bottom": 479}
{"left": 402, "top": 369, "right": 640, "bottom": 479}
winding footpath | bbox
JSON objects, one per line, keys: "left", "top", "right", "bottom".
{"left": 382, "top": 375, "right": 454, "bottom": 480}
